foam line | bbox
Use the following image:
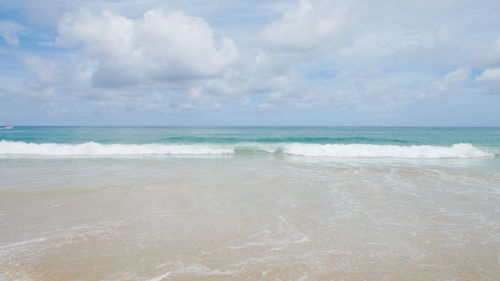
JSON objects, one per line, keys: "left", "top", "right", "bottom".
{"left": 0, "top": 140, "right": 492, "bottom": 158}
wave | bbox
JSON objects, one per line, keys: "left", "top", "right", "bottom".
{"left": 0, "top": 140, "right": 493, "bottom": 158}
{"left": 282, "top": 143, "right": 492, "bottom": 158}
{"left": 0, "top": 141, "right": 233, "bottom": 156}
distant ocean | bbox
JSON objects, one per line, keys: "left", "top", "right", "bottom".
{"left": 1, "top": 126, "right": 500, "bottom": 159}
{"left": 1, "top": 127, "right": 499, "bottom": 280}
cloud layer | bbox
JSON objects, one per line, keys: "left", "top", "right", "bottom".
{"left": 1, "top": 0, "right": 500, "bottom": 125}
{"left": 57, "top": 8, "right": 239, "bottom": 87}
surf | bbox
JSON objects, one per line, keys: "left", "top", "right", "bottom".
{"left": 0, "top": 140, "right": 493, "bottom": 158}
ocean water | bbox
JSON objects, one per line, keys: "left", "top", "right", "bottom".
{"left": 0, "top": 127, "right": 499, "bottom": 280}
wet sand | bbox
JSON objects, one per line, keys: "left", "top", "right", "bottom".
{"left": 0, "top": 158, "right": 499, "bottom": 280}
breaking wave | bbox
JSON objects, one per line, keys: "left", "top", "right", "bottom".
{"left": 0, "top": 140, "right": 493, "bottom": 159}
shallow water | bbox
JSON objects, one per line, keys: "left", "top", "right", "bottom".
{"left": 1, "top": 127, "right": 499, "bottom": 280}
{"left": 1, "top": 157, "right": 499, "bottom": 281}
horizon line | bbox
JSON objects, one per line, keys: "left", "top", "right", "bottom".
{"left": 2, "top": 125, "right": 500, "bottom": 128}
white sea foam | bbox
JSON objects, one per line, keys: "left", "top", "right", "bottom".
{"left": 283, "top": 143, "right": 492, "bottom": 158}
{"left": 0, "top": 141, "right": 233, "bottom": 156}
{"left": 0, "top": 140, "right": 493, "bottom": 158}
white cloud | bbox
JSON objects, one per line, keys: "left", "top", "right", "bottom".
{"left": 56, "top": 8, "right": 239, "bottom": 87}
{"left": 249, "top": 0, "right": 500, "bottom": 111}
{"left": 259, "top": 0, "right": 351, "bottom": 51}
{"left": 94, "top": 91, "right": 164, "bottom": 112}
{"left": 29, "top": 87, "right": 57, "bottom": 102}
{"left": 0, "top": 21, "right": 24, "bottom": 46}
{"left": 23, "top": 55, "right": 66, "bottom": 85}
{"left": 475, "top": 67, "right": 500, "bottom": 84}
{"left": 169, "top": 87, "right": 220, "bottom": 111}
{"left": 9, "top": 0, "right": 500, "bottom": 117}
{"left": 475, "top": 67, "right": 500, "bottom": 94}
{"left": 329, "top": 69, "right": 438, "bottom": 108}
{"left": 436, "top": 67, "right": 470, "bottom": 92}
{"left": 259, "top": 66, "right": 474, "bottom": 111}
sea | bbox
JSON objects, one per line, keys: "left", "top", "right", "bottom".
{"left": 0, "top": 126, "right": 499, "bottom": 280}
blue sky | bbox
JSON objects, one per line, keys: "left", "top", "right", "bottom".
{"left": 1, "top": 0, "right": 499, "bottom": 126}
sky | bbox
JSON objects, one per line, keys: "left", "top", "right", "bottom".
{"left": 0, "top": 0, "right": 499, "bottom": 126}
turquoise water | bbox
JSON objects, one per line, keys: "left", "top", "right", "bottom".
{"left": 2, "top": 126, "right": 500, "bottom": 147}
{"left": 1, "top": 127, "right": 499, "bottom": 160}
